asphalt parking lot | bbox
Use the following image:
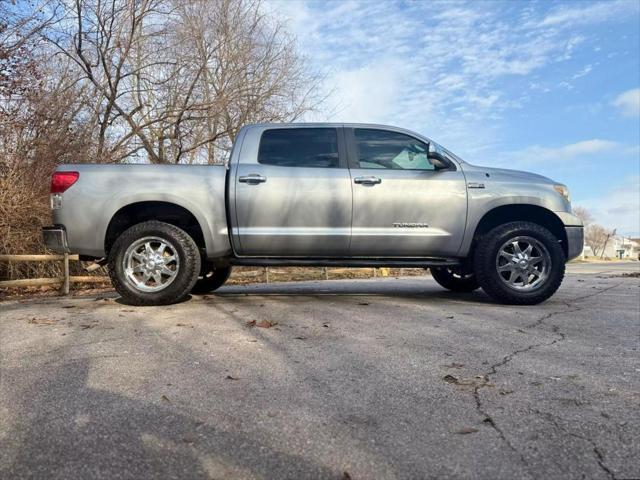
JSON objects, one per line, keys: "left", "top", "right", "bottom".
{"left": 1, "top": 262, "right": 639, "bottom": 480}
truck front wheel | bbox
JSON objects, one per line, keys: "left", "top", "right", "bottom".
{"left": 192, "top": 264, "right": 232, "bottom": 294}
{"left": 108, "top": 221, "right": 201, "bottom": 306}
{"left": 473, "top": 221, "right": 565, "bottom": 305}
{"left": 430, "top": 267, "right": 479, "bottom": 292}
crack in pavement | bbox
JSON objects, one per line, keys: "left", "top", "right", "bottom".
{"left": 470, "top": 306, "right": 578, "bottom": 472}
{"left": 470, "top": 282, "right": 625, "bottom": 476}
{"left": 531, "top": 408, "right": 618, "bottom": 480}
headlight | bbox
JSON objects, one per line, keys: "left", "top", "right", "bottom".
{"left": 554, "top": 184, "right": 570, "bottom": 203}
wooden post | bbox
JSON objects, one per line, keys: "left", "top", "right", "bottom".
{"left": 324, "top": 267, "right": 329, "bottom": 280}
{"left": 62, "top": 253, "right": 70, "bottom": 295}
{"left": 264, "top": 267, "right": 270, "bottom": 283}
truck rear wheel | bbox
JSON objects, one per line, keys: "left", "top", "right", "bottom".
{"left": 108, "top": 221, "right": 200, "bottom": 306}
{"left": 192, "top": 264, "right": 232, "bottom": 294}
{"left": 430, "top": 267, "right": 479, "bottom": 292}
{"left": 473, "top": 221, "right": 565, "bottom": 305}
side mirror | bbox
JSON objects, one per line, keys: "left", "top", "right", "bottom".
{"left": 428, "top": 152, "right": 450, "bottom": 170}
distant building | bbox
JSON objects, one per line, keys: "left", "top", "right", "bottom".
{"left": 584, "top": 236, "right": 640, "bottom": 259}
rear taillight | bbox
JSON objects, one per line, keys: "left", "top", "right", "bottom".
{"left": 51, "top": 171, "right": 79, "bottom": 193}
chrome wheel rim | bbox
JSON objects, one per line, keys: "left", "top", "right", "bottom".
{"left": 122, "top": 236, "right": 180, "bottom": 292}
{"left": 495, "top": 236, "right": 551, "bottom": 291}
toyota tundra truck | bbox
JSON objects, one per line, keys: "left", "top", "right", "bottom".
{"left": 43, "top": 123, "right": 584, "bottom": 306}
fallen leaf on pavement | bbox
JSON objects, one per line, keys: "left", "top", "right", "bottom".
{"left": 246, "top": 320, "right": 256, "bottom": 327}
{"left": 294, "top": 336, "right": 307, "bottom": 340}
{"left": 161, "top": 395, "right": 171, "bottom": 402}
{"left": 176, "top": 323, "right": 193, "bottom": 328}
{"left": 182, "top": 434, "right": 197, "bottom": 444}
{"left": 443, "top": 374, "right": 485, "bottom": 387}
{"left": 455, "top": 427, "right": 478, "bottom": 434}
{"left": 322, "top": 322, "right": 330, "bottom": 328}
{"left": 225, "top": 375, "right": 239, "bottom": 380}
{"left": 443, "top": 374, "right": 459, "bottom": 384}
{"left": 256, "top": 320, "right": 277, "bottom": 328}
{"left": 499, "top": 389, "right": 514, "bottom": 395}
{"left": 446, "top": 315, "right": 454, "bottom": 319}
{"left": 79, "top": 324, "right": 94, "bottom": 330}
{"left": 28, "top": 317, "right": 56, "bottom": 325}
{"left": 342, "top": 472, "right": 352, "bottom": 480}
{"left": 444, "top": 362, "right": 465, "bottom": 369}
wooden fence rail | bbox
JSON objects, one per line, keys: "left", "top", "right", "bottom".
{"left": 0, "top": 254, "right": 109, "bottom": 294}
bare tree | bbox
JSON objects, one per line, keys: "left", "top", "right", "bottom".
{"left": 1, "top": 0, "right": 326, "bottom": 276}
{"left": 1, "top": 2, "right": 94, "bottom": 279}
{"left": 44, "top": 0, "right": 324, "bottom": 164}
{"left": 572, "top": 206, "right": 593, "bottom": 227}
{"left": 584, "top": 224, "right": 613, "bottom": 257}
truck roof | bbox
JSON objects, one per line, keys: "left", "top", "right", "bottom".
{"left": 241, "top": 122, "right": 435, "bottom": 143}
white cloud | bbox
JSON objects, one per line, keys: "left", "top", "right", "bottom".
{"left": 577, "top": 176, "right": 640, "bottom": 236}
{"left": 612, "top": 88, "right": 640, "bottom": 117}
{"left": 537, "top": 0, "right": 636, "bottom": 27}
{"left": 265, "top": 0, "right": 635, "bottom": 154}
{"left": 500, "top": 139, "right": 621, "bottom": 168}
{"left": 329, "top": 59, "right": 405, "bottom": 122}
{"left": 539, "top": 139, "right": 620, "bottom": 157}
{"left": 572, "top": 64, "right": 593, "bottom": 79}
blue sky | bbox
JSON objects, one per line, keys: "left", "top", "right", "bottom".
{"left": 268, "top": 0, "right": 640, "bottom": 236}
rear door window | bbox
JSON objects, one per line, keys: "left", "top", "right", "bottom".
{"left": 258, "top": 128, "right": 339, "bottom": 168}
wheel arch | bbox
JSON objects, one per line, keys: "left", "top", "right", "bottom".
{"left": 469, "top": 204, "right": 568, "bottom": 259}
{"left": 105, "top": 201, "right": 208, "bottom": 256}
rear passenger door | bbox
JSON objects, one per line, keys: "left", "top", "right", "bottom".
{"left": 232, "top": 126, "right": 352, "bottom": 256}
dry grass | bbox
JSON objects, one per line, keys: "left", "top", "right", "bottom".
{"left": 228, "top": 267, "right": 427, "bottom": 284}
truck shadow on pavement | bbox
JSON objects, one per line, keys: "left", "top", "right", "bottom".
{"left": 2, "top": 359, "right": 337, "bottom": 480}
{"left": 212, "top": 280, "right": 498, "bottom": 305}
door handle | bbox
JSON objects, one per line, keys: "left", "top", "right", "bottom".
{"left": 239, "top": 174, "right": 267, "bottom": 184}
{"left": 354, "top": 176, "right": 382, "bottom": 185}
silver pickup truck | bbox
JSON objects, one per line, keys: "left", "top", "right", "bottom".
{"left": 43, "top": 123, "right": 583, "bottom": 306}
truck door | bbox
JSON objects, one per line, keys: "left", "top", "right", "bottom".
{"left": 346, "top": 127, "right": 467, "bottom": 257}
{"left": 231, "top": 126, "right": 352, "bottom": 256}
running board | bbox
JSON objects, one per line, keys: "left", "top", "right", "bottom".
{"left": 230, "top": 257, "right": 461, "bottom": 268}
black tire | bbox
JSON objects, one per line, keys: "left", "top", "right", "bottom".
{"left": 191, "top": 264, "right": 232, "bottom": 294}
{"left": 108, "top": 221, "right": 201, "bottom": 306}
{"left": 473, "top": 221, "right": 565, "bottom": 305}
{"left": 430, "top": 267, "right": 479, "bottom": 292}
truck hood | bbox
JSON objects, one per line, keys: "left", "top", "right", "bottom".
{"left": 462, "top": 164, "right": 557, "bottom": 185}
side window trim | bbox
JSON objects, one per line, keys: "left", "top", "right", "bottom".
{"left": 344, "top": 127, "right": 359, "bottom": 170}
{"left": 337, "top": 127, "right": 349, "bottom": 169}
{"left": 257, "top": 127, "right": 348, "bottom": 169}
